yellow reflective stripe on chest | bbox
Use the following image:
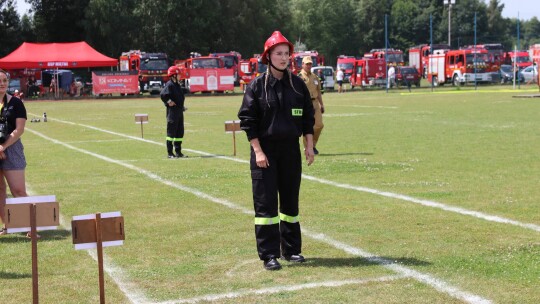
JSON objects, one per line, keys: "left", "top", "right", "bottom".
{"left": 292, "top": 108, "right": 303, "bottom": 116}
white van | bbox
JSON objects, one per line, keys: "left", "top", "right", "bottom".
{"left": 311, "top": 66, "right": 335, "bottom": 90}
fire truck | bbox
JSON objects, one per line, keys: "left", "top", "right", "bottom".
{"left": 427, "top": 48, "right": 497, "bottom": 86}
{"left": 463, "top": 44, "right": 504, "bottom": 66}
{"left": 238, "top": 55, "right": 267, "bottom": 91}
{"left": 336, "top": 55, "right": 356, "bottom": 82}
{"left": 529, "top": 44, "right": 540, "bottom": 65}
{"left": 209, "top": 51, "right": 242, "bottom": 85}
{"left": 291, "top": 50, "right": 324, "bottom": 74}
{"left": 348, "top": 58, "right": 387, "bottom": 89}
{"left": 408, "top": 44, "right": 450, "bottom": 78}
{"left": 174, "top": 55, "right": 234, "bottom": 93}
{"left": 119, "top": 50, "right": 169, "bottom": 94}
{"left": 364, "top": 48, "right": 405, "bottom": 66}
{"left": 503, "top": 51, "right": 532, "bottom": 69}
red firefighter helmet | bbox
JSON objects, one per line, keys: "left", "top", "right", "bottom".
{"left": 261, "top": 31, "right": 294, "bottom": 64}
{"left": 167, "top": 66, "right": 179, "bottom": 77}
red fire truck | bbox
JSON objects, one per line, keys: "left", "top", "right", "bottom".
{"left": 291, "top": 50, "right": 324, "bottom": 74}
{"left": 238, "top": 55, "right": 267, "bottom": 91}
{"left": 349, "top": 58, "right": 386, "bottom": 89}
{"left": 503, "top": 51, "right": 532, "bottom": 69}
{"left": 462, "top": 44, "right": 504, "bottom": 66}
{"left": 529, "top": 44, "right": 540, "bottom": 65}
{"left": 119, "top": 50, "right": 169, "bottom": 94}
{"left": 336, "top": 55, "right": 356, "bottom": 82}
{"left": 209, "top": 51, "right": 242, "bottom": 85}
{"left": 427, "top": 48, "right": 497, "bottom": 86}
{"left": 364, "top": 48, "right": 405, "bottom": 66}
{"left": 174, "top": 55, "right": 234, "bottom": 93}
{"left": 408, "top": 44, "right": 450, "bottom": 78}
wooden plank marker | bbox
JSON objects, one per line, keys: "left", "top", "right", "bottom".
{"left": 225, "top": 120, "right": 241, "bottom": 156}
{"left": 72, "top": 211, "right": 125, "bottom": 304}
{"left": 4, "top": 195, "right": 59, "bottom": 304}
{"left": 134, "top": 114, "right": 149, "bottom": 138}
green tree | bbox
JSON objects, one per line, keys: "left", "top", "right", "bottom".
{"left": 84, "top": 0, "right": 138, "bottom": 58}
{"left": 0, "top": 0, "right": 23, "bottom": 56}
{"left": 290, "top": 0, "right": 357, "bottom": 66}
{"left": 521, "top": 17, "right": 540, "bottom": 47}
{"left": 354, "top": 0, "right": 391, "bottom": 55}
{"left": 28, "top": 0, "right": 90, "bottom": 42}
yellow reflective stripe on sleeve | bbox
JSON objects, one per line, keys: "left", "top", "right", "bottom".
{"left": 166, "top": 137, "right": 183, "bottom": 142}
{"left": 254, "top": 216, "right": 280, "bottom": 225}
{"left": 279, "top": 213, "right": 299, "bottom": 223}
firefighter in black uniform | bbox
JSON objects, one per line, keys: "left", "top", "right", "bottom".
{"left": 161, "top": 66, "right": 187, "bottom": 158}
{"left": 238, "top": 31, "right": 315, "bottom": 271}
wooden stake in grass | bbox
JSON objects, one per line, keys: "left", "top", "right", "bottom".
{"left": 72, "top": 212, "right": 125, "bottom": 304}
{"left": 4, "top": 196, "right": 59, "bottom": 304}
{"left": 135, "top": 114, "right": 149, "bottom": 138}
{"left": 225, "top": 120, "right": 241, "bottom": 156}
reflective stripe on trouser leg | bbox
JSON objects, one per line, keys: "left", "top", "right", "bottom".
{"left": 251, "top": 139, "right": 302, "bottom": 260}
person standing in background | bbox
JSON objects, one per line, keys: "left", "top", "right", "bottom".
{"left": 336, "top": 68, "right": 344, "bottom": 93}
{"left": 387, "top": 65, "right": 395, "bottom": 89}
{"left": 299, "top": 56, "right": 324, "bottom": 155}
{"left": 160, "top": 66, "right": 187, "bottom": 158}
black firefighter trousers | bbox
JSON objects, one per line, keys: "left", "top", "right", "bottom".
{"left": 166, "top": 107, "right": 184, "bottom": 155}
{"left": 250, "top": 139, "right": 302, "bottom": 261}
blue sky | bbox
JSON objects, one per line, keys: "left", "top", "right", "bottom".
{"left": 14, "top": 0, "right": 540, "bottom": 20}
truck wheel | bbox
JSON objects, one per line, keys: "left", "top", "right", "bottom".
{"left": 452, "top": 75, "right": 461, "bottom": 87}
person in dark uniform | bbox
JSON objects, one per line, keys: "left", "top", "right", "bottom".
{"left": 238, "top": 31, "right": 315, "bottom": 271}
{"left": 160, "top": 66, "right": 187, "bottom": 158}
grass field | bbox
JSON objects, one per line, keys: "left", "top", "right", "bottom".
{"left": 1, "top": 84, "right": 540, "bottom": 303}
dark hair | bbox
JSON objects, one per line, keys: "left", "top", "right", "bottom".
{"left": 0, "top": 69, "right": 9, "bottom": 80}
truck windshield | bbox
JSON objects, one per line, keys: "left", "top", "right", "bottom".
{"left": 220, "top": 56, "right": 236, "bottom": 68}
{"left": 386, "top": 53, "right": 404, "bottom": 63}
{"left": 192, "top": 58, "right": 222, "bottom": 68}
{"left": 514, "top": 56, "right": 530, "bottom": 63}
{"left": 337, "top": 63, "right": 354, "bottom": 71}
{"left": 140, "top": 59, "right": 169, "bottom": 70}
{"left": 466, "top": 54, "right": 488, "bottom": 64}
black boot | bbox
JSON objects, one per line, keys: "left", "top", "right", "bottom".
{"left": 174, "top": 142, "right": 187, "bottom": 158}
{"left": 167, "top": 140, "right": 175, "bottom": 158}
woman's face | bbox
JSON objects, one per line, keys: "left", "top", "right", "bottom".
{"left": 269, "top": 44, "right": 290, "bottom": 70}
{"left": 0, "top": 72, "right": 8, "bottom": 95}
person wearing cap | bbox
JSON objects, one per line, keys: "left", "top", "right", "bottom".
{"left": 160, "top": 66, "right": 187, "bottom": 158}
{"left": 238, "top": 31, "right": 315, "bottom": 271}
{"left": 299, "top": 56, "right": 324, "bottom": 155}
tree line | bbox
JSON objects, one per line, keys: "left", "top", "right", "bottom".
{"left": 1, "top": 0, "right": 539, "bottom": 66}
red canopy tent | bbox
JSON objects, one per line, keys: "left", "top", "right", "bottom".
{"left": 0, "top": 41, "right": 117, "bottom": 69}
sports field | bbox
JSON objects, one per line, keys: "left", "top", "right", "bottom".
{"left": 1, "top": 84, "right": 540, "bottom": 303}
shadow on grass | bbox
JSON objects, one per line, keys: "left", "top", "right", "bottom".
{"left": 288, "top": 256, "right": 430, "bottom": 268}
{"left": 0, "top": 229, "right": 71, "bottom": 244}
{"left": 0, "top": 271, "right": 31, "bottom": 279}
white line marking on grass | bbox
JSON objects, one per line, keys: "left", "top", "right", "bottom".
{"left": 304, "top": 229, "right": 492, "bottom": 304}
{"left": 26, "top": 128, "right": 492, "bottom": 304}
{"left": 157, "top": 275, "right": 405, "bottom": 304}
{"left": 301, "top": 175, "right": 540, "bottom": 233}
{"left": 31, "top": 116, "right": 540, "bottom": 234}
